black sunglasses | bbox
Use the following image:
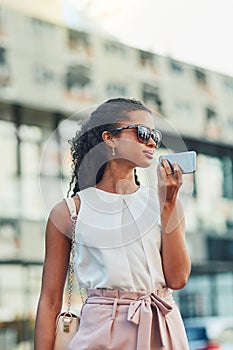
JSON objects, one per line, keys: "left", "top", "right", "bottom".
{"left": 113, "top": 124, "right": 162, "bottom": 148}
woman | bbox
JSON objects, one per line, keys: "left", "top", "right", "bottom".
{"left": 34, "top": 98, "right": 191, "bottom": 349}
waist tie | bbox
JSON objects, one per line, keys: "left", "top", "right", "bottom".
{"left": 86, "top": 288, "right": 173, "bottom": 350}
{"left": 127, "top": 292, "right": 173, "bottom": 349}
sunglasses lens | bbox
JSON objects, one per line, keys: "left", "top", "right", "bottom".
{"left": 137, "top": 126, "right": 162, "bottom": 147}
{"left": 151, "top": 130, "right": 162, "bottom": 148}
{"left": 137, "top": 126, "right": 150, "bottom": 143}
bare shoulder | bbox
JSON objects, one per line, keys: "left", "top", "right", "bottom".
{"left": 50, "top": 195, "right": 80, "bottom": 218}
{"left": 48, "top": 195, "right": 80, "bottom": 239}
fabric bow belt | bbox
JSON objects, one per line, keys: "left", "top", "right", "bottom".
{"left": 127, "top": 292, "right": 173, "bottom": 349}
{"left": 86, "top": 288, "right": 174, "bottom": 350}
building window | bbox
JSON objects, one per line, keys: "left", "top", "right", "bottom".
{"left": 139, "top": 50, "right": 156, "bottom": 67}
{"left": 142, "top": 84, "right": 162, "bottom": 113}
{"left": 19, "top": 124, "right": 42, "bottom": 176}
{"left": 169, "top": 59, "right": 184, "bottom": 73}
{"left": 0, "top": 46, "right": 7, "bottom": 64}
{"left": 223, "top": 78, "right": 233, "bottom": 92}
{"left": 204, "top": 107, "right": 222, "bottom": 139}
{"left": 138, "top": 50, "right": 155, "bottom": 66}
{"left": 104, "top": 40, "right": 126, "bottom": 56}
{"left": 208, "top": 237, "right": 233, "bottom": 261}
{"left": 222, "top": 157, "right": 233, "bottom": 199}
{"left": 0, "top": 219, "right": 20, "bottom": 258}
{"left": 227, "top": 116, "right": 233, "bottom": 129}
{"left": 33, "top": 65, "right": 56, "bottom": 85}
{"left": 179, "top": 276, "right": 212, "bottom": 317}
{"left": 30, "top": 18, "right": 55, "bottom": 39}
{"left": 0, "top": 120, "right": 17, "bottom": 175}
{"left": 0, "top": 264, "right": 44, "bottom": 322}
{"left": 58, "top": 119, "right": 82, "bottom": 178}
{"left": 194, "top": 68, "right": 207, "bottom": 85}
{"left": 0, "top": 46, "right": 10, "bottom": 86}
{"left": 205, "top": 107, "right": 216, "bottom": 121}
{"left": 68, "top": 30, "right": 92, "bottom": 54}
{"left": 215, "top": 273, "right": 233, "bottom": 317}
{"left": 106, "top": 83, "right": 127, "bottom": 97}
{"left": 65, "top": 64, "right": 91, "bottom": 90}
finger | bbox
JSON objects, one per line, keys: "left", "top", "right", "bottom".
{"left": 157, "top": 163, "right": 167, "bottom": 202}
{"left": 157, "top": 162, "right": 166, "bottom": 181}
{"left": 173, "top": 162, "right": 183, "bottom": 185}
{"left": 160, "top": 158, "right": 174, "bottom": 175}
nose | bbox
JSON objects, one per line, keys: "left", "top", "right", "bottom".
{"left": 147, "top": 136, "right": 156, "bottom": 148}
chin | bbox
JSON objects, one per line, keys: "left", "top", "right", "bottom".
{"left": 136, "top": 160, "right": 153, "bottom": 168}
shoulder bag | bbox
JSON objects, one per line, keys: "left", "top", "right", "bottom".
{"left": 53, "top": 197, "right": 85, "bottom": 350}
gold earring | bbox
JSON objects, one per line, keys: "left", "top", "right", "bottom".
{"left": 112, "top": 148, "right": 115, "bottom": 156}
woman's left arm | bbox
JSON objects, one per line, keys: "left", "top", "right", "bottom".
{"left": 157, "top": 159, "right": 191, "bottom": 290}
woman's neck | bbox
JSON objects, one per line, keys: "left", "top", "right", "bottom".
{"left": 95, "top": 161, "right": 138, "bottom": 194}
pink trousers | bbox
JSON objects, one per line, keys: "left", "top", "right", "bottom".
{"left": 68, "top": 288, "right": 189, "bottom": 350}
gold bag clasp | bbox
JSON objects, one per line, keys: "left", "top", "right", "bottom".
{"left": 63, "top": 314, "right": 73, "bottom": 333}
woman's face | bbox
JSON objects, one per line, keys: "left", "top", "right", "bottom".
{"left": 113, "top": 110, "right": 158, "bottom": 168}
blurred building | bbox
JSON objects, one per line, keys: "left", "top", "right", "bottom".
{"left": 0, "top": 3, "right": 232, "bottom": 349}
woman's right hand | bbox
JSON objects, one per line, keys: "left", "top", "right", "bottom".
{"left": 157, "top": 158, "right": 183, "bottom": 208}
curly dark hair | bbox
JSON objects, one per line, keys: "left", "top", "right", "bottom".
{"left": 67, "top": 97, "right": 151, "bottom": 196}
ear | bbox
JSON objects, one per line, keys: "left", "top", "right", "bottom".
{"left": 102, "top": 131, "right": 116, "bottom": 148}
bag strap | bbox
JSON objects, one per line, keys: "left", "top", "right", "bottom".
{"left": 64, "top": 197, "right": 77, "bottom": 218}
{"left": 64, "top": 197, "right": 85, "bottom": 312}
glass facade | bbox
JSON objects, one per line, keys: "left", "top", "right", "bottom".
{"left": 0, "top": 5, "right": 232, "bottom": 349}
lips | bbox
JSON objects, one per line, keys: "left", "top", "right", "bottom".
{"left": 143, "top": 150, "right": 154, "bottom": 158}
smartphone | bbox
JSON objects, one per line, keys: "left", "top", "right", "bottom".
{"left": 159, "top": 151, "right": 196, "bottom": 174}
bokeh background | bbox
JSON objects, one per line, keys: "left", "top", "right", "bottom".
{"left": 0, "top": 1, "right": 232, "bottom": 349}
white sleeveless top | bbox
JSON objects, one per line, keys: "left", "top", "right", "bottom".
{"left": 73, "top": 186, "right": 166, "bottom": 292}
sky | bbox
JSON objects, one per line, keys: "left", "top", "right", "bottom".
{"left": 63, "top": 0, "right": 233, "bottom": 77}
